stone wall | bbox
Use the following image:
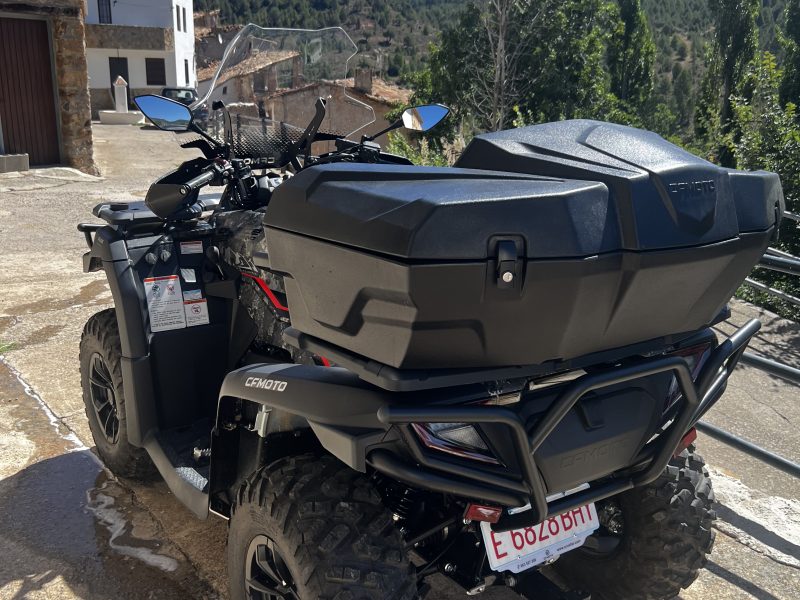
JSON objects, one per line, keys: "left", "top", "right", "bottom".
{"left": 90, "top": 88, "right": 114, "bottom": 118}
{"left": 90, "top": 87, "right": 162, "bottom": 119}
{"left": 86, "top": 24, "right": 173, "bottom": 51}
{"left": 0, "top": 1, "right": 97, "bottom": 174}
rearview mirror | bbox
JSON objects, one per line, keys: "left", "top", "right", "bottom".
{"left": 134, "top": 95, "right": 193, "bottom": 131}
{"left": 401, "top": 104, "right": 450, "bottom": 132}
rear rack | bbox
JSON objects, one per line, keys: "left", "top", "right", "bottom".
{"left": 284, "top": 308, "right": 732, "bottom": 392}
{"left": 369, "top": 319, "right": 761, "bottom": 530}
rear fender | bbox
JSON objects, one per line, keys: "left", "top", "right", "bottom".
{"left": 214, "top": 363, "right": 393, "bottom": 472}
{"left": 210, "top": 364, "right": 525, "bottom": 518}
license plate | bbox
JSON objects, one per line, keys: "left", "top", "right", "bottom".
{"left": 480, "top": 504, "right": 599, "bottom": 573}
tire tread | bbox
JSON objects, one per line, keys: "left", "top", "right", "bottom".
{"left": 550, "top": 446, "right": 716, "bottom": 600}
{"left": 228, "top": 455, "right": 417, "bottom": 600}
{"left": 79, "top": 308, "right": 155, "bottom": 479}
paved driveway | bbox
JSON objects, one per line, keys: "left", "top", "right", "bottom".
{"left": 0, "top": 124, "right": 798, "bottom": 599}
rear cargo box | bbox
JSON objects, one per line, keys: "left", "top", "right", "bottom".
{"left": 264, "top": 121, "right": 782, "bottom": 372}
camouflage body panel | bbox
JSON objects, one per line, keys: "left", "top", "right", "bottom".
{"left": 215, "top": 208, "right": 320, "bottom": 366}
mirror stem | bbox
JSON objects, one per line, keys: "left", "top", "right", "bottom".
{"left": 189, "top": 122, "right": 221, "bottom": 148}
{"left": 362, "top": 119, "right": 402, "bottom": 143}
{"left": 213, "top": 100, "right": 235, "bottom": 159}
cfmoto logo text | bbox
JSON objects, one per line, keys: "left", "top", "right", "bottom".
{"left": 244, "top": 377, "right": 288, "bottom": 392}
{"left": 560, "top": 439, "right": 628, "bottom": 468}
{"left": 668, "top": 180, "right": 715, "bottom": 196}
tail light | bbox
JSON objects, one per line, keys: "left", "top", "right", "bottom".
{"left": 673, "top": 427, "right": 698, "bottom": 457}
{"left": 464, "top": 503, "right": 502, "bottom": 523}
{"left": 410, "top": 393, "right": 522, "bottom": 465}
{"left": 411, "top": 422, "right": 500, "bottom": 465}
{"left": 665, "top": 343, "right": 712, "bottom": 410}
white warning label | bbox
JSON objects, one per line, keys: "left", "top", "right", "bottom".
{"left": 144, "top": 275, "right": 186, "bottom": 332}
{"left": 180, "top": 241, "right": 203, "bottom": 255}
{"left": 180, "top": 268, "right": 197, "bottom": 283}
{"left": 184, "top": 298, "right": 210, "bottom": 327}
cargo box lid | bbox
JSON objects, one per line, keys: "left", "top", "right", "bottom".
{"left": 456, "top": 120, "right": 783, "bottom": 250}
{"left": 266, "top": 164, "right": 616, "bottom": 260}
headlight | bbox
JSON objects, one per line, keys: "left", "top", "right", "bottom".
{"left": 411, "top": 422, "right": 500, "bottom": 465}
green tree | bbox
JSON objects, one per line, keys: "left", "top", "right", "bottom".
{"left": 695, "top": 0, "right": 760, "bottom": 165}
{"left": 607, "top": 0, "right": 656, "bottom": 114}
{"left": 781, "top": 0, "right": 800, "bottom": 105}
{"left": 673, "top": 63, "right": 694, "bottom": 125}
{"left": 428, "top": 0, "right": 541, "bottom": 131}
{"left": 385, "top": 131, "right": 449, "bottom": 166}
{"left": 731, "top": 52, "right": 800, "bottom": 318}
{"left": 429, "top": 0, "right": 614, "bottom": 132}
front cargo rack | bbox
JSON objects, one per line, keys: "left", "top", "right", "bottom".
{"left": 367, "top": 319, "right": 760, "bottom": 531}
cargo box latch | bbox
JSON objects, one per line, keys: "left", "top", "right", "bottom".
{"left": 495, "top": 240, "right": 521, "bottom": 290}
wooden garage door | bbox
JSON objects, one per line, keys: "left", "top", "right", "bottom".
{"left": 0, "top": 17, "right": 60, "bottom": 165}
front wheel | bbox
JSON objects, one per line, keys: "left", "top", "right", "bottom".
{"left": 543, "top": 446, "right": 716, "bottom": 600}
{"left": 227, "top": 455, "right": 418, "bottom": 600}
{"left": 79, "top": 309, "right": 155, "bottom": 479}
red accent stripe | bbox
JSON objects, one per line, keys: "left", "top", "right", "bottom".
{"left": 320, "top": 356, "right": 332, "bottom": 367}
{"left": 241, "top": 273, "right": 289, "bottom": 311}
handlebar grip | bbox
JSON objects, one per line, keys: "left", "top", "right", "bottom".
{"left": 180, "top": 168, "right": 216, "bottom": 196}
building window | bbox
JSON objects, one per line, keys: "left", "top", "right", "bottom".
{"left": 175, "top": 5, "right": 181, "bottom": 32}
{"left": 98, "top": 0, "right": 112, "bottom": 24}
{"left": 184, "top": 59, "right": 190, "bottom": 86}
{"left": 183, "top": 7, "right": 188, "bottom": 33}
{"left": 145, "top": 58, "right": 167, "bottom": 86}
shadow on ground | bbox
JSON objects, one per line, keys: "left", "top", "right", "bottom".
{"left": 0, "top": 450, "right": 217, "bottom": 599}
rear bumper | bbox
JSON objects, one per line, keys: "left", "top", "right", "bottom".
{"left": 367, "top": 319, "right": 760, "bottom": 530}
{"left": 216, "top": 320, "right": 759, "bottom": 529}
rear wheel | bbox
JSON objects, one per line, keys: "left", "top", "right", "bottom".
{"left": 227, "top": 455, "right": 418, "bottom": 600}
{"left": 79, "top": 309, "right": 155, "bottom": 479}
{"left": 543, "top": 446, "right": 716, "bottom": 600}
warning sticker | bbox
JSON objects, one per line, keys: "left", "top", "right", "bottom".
{"left": 184, "top": 299, "right": 210, "bottom": 327}
{"left": 183, "top": 289, "right": 203, "bottom": 301}
{"left": 144, "top": 275, "right": 186, "bottom": 332}
{"left": 180, "top": 241, "right": 203, "bottom": 255}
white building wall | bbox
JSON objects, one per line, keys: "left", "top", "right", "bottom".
{"left": 86, "top": 0, "right": 175, "bottom": 27}
{"left": 87, "top": 48, "right": 178, "bottom": 89}
{"left": 85, "top": 0, "right": 196, "bottom": 90}
{"left": 173, "top": 0, "right": 196, "bottom": 87}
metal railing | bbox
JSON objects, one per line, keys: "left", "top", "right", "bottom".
{"left": 783, "top": 210, "right": 800, "bottom": 223}
{"left": 702, "top": 240, "right": 800, "bottom": 479}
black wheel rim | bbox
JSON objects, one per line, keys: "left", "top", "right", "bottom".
{"left": 245, "top": 535, "right": 299, "bottom": 600}
{"left": 89, "top": 352, "right": 120, "bottom": 444}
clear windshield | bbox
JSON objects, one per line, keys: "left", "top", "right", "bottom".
{"left": 194, "top": 25, "right": 375, "bottom": 166}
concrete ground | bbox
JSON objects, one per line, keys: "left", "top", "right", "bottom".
{"left": 0, "top": 123, "right": 798, "bottom": 599}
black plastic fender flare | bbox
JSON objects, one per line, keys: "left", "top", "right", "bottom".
{"left": 215, "top": 363, "right": 393, "bottom": 471}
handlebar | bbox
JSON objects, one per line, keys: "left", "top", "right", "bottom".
{"left": 180, "top": 167, "right": 217, "bottom": 196}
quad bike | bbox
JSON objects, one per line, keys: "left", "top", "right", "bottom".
{"left": 78, "top": 25, "right": 783, "bottom": 600}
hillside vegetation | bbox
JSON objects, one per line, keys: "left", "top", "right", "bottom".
{"left": 199, "top": 0, "right": 800, "bottom": 321}
{"left": 195, "top": 0, "right": 460, "bottom": 74}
